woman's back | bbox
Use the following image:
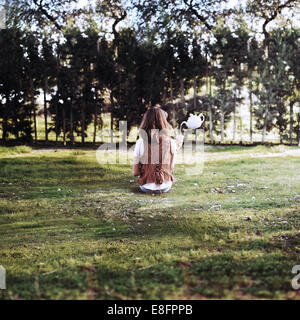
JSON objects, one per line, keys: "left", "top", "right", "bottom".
{"left": 137, "top": 135, "right": 176, "bottom": 186}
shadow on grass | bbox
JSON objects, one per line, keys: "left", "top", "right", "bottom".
{"left": 1, "top": 242, "right": 296, "bottom": 300}
{"left": 0, "top": 203, "right": 298, "bottom": 299}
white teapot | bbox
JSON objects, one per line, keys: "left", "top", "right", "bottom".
{"left": 180, "top": 113, "right": 205, "bottom": 133}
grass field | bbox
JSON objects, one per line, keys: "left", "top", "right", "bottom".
{"left": 0, "top": 145, "right": 299, "bottom": 300}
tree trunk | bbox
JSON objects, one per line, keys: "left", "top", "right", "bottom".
{"left": 170, "top": 77, "right": 175, "bottom": 127}
{"left": 170, "top": 77, "right": 173, "bottom": 104}
{"left": 262, "top": 106, "right": 268, "bottom": 145}
{"left": 193, "top": 76, "right": 197, "bottom": 108}
{"left": 221, "top": 80, "right": 226, "bottom": 143}
{"left": 298, "top": 92, "right": 300, "bottom": 146}
{"left": 297, "top": 116, "right": 300, "bottom": 146}
{"left": 180, "top": 77, "right": 185, "bottom": 104}
{"left": 110, "top": 92, "right": 114, "bottom": 143}
{"left": 289, "top": 101, "right": 293, "bottom": 145}
{"left": 93, "top": 101, "right": 97, "bottom": 144}
{"left": 249, "top": 81, "right": 253, "bottom": 144}
{"left": 56, "top": 52, "right": 60, "bottom": 143}
{"left": 92, "top": 86, "right": 98, "bottom": 144}
{"left": 2, "top": 92, "right": 9, "bottom": 141}
{"left": 62, "top": 106, "right": 66, "bottom": 146}
{"left": 44, "top": 76, "right": 48, "bottom": 142}
{"left": 81, "top": 104, "right": 85, "bottom": 144}
{"left": 209, "top": 75, "right": 213, "bottom": 143}
{"left": 30, "top": 77, "right": 37, "bottom": 141}
{"left": 110, "top": 114, "right": 114, "bottom": 143}
{"left": 233, "top": 97, "right": 236, "bottom": 142}
{"left": 15, "top": 119, "right": 19, "bottom": 140}
{"left": 70, "top": 99, "right": 74, "bottom": 145}
{"left": 221, "top": 107, "right": 224, "bottom": 143}
{"left": 209, "top": 105, "right": 213, "bottom": 143}
{"left": 206, "top": 53, "right": 209, "bottom": 94}
{"left": 279, "top": 124, "right": 283, "bottom": 144}
{"left": 2, "top": 113, "right": 7, "bottom": 141}
{"left": 262, "top": 126, "right": 266, "bottom": 145}
{"left": 240, "top": 100, "right": 243, "bottom": 144}
{"left": 162, "top": 86, "right": 166, "bottom": 106}
{"left": 55, "top": 102, "right": 58, "bottom": 142}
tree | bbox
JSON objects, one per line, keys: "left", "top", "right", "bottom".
{"left": 22, "top": 31, "right": 41, "bottom": 141}
{"left": 160, "top": 33, "right": 178, "bottom": 125}
{"left": 210, "top": 27, "right": 236, "bottom": 142}
{"left": 40, "top": 37, "right": 56, "bottom": 142}
{"left": 228, "top": 27, "right": 249, "bottom": 143}
{"left": 49, "top": 28, "right": 100, "bottom": 144}
{"left": 285, "top": 28, "right": 300, "bottom": 145}
{"left": 246, "top": 36, "right": 264, "bottom": 143}
{"left": 254, "top": 28, "right": 296, "bottom": 144}
{"left": 253, "top": 57, "right": 279, "bottom": 144}
{"left": 0, "top": 29, "right": 32, "bottom": 141}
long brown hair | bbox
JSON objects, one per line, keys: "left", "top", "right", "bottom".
{"left": 139, "top": 106, "right": 172, "bottom": 143}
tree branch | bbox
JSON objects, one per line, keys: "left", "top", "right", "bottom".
{"left": 112, "top": 10, "right": 127, "bottom": 41}
{"left": 183, "top": 0, "right": 213, "bottom": 30}
{"left": 262, "top": 0, "right": 296, "bottom": 40}
{"left": 33, "top": 0, "right": 62, "bottom": 30}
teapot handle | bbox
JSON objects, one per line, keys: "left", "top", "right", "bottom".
{"left": 180, "top": 121, "right": 188, "bottom": 134}
{"left": 199, "top": 114, "right": 205, "bottom": 122}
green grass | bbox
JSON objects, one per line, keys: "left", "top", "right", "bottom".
{"left": 207, "top": 144, "right": 299, "bottom": 154}
{"left": 0, "top": 145, "right": 299, "bottom": 300}
{"left": 0, "top": 145, "right": 32, "bottom": 156}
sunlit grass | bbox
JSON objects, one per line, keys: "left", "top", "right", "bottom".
{"left": 0, "top": 145, "right": 32, "bottom": 156}
{"left": 0, "top": 145, "right": 299, "bottom": 299}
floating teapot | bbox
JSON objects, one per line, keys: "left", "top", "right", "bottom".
{"left": 180, "top": 113, "right": 205, "bottom": 133}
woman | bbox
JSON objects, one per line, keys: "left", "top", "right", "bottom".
{"left": 132, "top": 106, "right": 183, "bottom": 193}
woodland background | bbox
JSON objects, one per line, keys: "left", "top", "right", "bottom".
{"left": 0, "top": 0, "right": 299, "bottom": 145}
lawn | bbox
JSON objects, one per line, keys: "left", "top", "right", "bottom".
{"left": 0, "top": 145, "right": 299, "bottom": 300}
